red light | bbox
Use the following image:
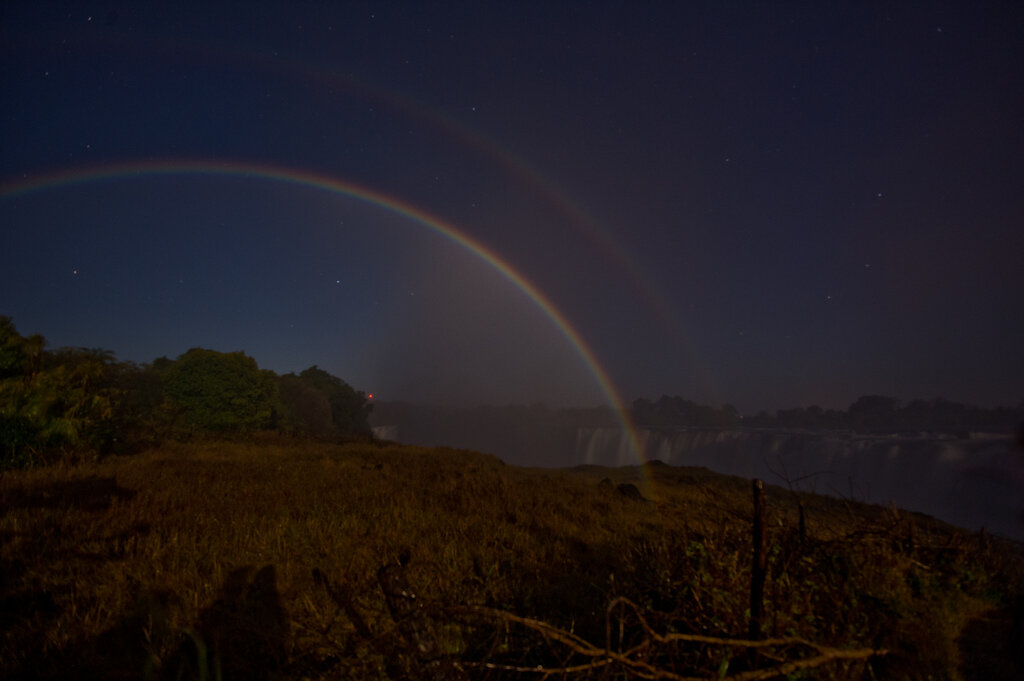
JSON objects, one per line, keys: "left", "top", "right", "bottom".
{"left": 368, "top": 393, "right": 374, "bottom": 399}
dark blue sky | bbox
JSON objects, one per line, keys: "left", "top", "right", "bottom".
{"left": 2, "top": 1, "right": 1022, "bottom": 413}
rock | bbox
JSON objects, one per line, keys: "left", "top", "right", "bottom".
{"left": 616, "top": 483, "right": 645, "bottom": 501}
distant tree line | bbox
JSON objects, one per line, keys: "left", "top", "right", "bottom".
{"left": 630, "top": 396, "right": 742, "bottom": 428}
{"left": 632, "top": 394, "right": 1023, "bottom": 433}
{"left": 0, "top": 316, "right": 372, "bottom": 468}
{"left": 371, "top": 401, "right": 622, "bottom": 432}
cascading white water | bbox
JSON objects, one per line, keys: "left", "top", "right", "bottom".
{"left": 372, "top": 407, "right": 1022, "bottom": 538}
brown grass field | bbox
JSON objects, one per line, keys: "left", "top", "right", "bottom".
{"left": 1, "top": 439, "right": 1021, "bottom": 680}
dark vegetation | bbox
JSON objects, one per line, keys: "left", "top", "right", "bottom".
{"left": 0, "top": 316, "right": 372, "bottom": 469}
{"left": 5, "top": 313, "right": 1018, "bottom": 471}
{"left": 1, "top": 442, "right": 1022, "bottom": 680}
{"left": 2, "top": 316, "right": 1023, "bottom": 679}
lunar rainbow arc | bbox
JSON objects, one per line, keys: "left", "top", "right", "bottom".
{"left": 0, "top": 160, "right": 651, "bottom": 489}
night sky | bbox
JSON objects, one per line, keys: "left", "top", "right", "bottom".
{"left": 2, "top": 2, "right": 1022, "bottom": 414}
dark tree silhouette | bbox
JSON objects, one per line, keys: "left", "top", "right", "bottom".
{"left": 277, "top": 374, "right": 333, "bottom": 437}
{"left": 297, "top": 366, "right": 373, "bottom": 436}
{"left": 161, "top": 348, "right": 281, "bottom": 434}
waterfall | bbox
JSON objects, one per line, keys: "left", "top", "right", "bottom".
{"left": 372, "top": 425, "right": 398, "bottom": 441}
{"left": 576, "top": 427, "right": 634, "bottom": 467}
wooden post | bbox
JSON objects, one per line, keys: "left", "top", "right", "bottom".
{"left": 749, "top": 479, "right": 767, "bottom": 640}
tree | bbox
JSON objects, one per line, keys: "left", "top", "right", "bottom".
{"left": 297, "top": 366, "right": 372, "bottom": 436}
{"left": 631, "top": 398, "right": 654, "bottom": 425}
{"left": 277, "top": 374, "right": 333, "bottom": 436}
{"left": 848, "top": 395, "right": 900, "bottom": 430}
{"left": 803, "top": 405, "right": 824, "bottom": 428}
{"left": 775, "top": 407, "right": 805, "bottom": 428}
{"left": 102, "top": 361, "right": 178, "bottom": 451}
{"left": 38, "top": 347, "right": 121, "bottom": 450}
{"left": 1, "top": 320, "right": 123, "bottom": 465}
{"left": 161, "top": 348, "right": 281, "bottom": 434}
{"left": 0, "top": 316, "right": 28, "bottom": 380}
{"left": 719, "top": 403, "right": 741, "bottom": 427}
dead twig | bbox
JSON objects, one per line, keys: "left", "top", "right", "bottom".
{"left": 447, "top": 599, "right": 887, "bottom": 680}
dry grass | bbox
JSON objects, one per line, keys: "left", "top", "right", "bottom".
{"left": 1, "top": 439, "right": 1020, "bottom": 680}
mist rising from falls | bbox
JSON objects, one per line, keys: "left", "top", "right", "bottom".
{"left": 370, "top": 402, "right": 1022, "bottom": 539}
{"left": 577, "top": 427, "right": 1024, "bottom": 540}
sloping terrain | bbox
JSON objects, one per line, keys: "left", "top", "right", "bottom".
{"left": 1, "top": 440, "right": 1020, "bottom": 679}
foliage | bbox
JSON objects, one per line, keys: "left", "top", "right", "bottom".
{"left": 0, "top": 315, "right": 33, "bottom": 379}
{"left": 296, "top": 365, "right": 372, "bottom": 436}
{"left": 160, "top": 348, "right": 283, "bottom": 434}
{"left": 632, "top": 395, "right": 741, "bottom": 428}
{"left": 0, "top": 317, "right": 123, "bottom": 466}
{"left": 101, "top": 361, "right": 179, "bottom": 453}
{"left": 1, "top": 318, "right": 374, "bottom": 463}
{"left": 0, "top": 412, "right": 38, "bottom": 467}
{"left": 0, "top": 440, "right": 1019, "bottom": 680}
{"left": 276, "top": 373, "right": 334, "bottom": 437}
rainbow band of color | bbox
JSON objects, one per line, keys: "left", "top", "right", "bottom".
{"left": 0, "top": 159, "right": 650, "bottom": 487}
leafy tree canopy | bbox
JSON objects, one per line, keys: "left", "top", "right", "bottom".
{"left": 1, "top": 318, "right": 123, "bottom": 465}
{"left": 2, "top": 317, "right": 378, "bottom": 466}
{"left": 276, "top": 374, "right": 333, "bottom": 437}
{"left": 161, "top": 348, "right": 281, "bottom": 433}
{"left": 297, "top": 366, "right": 372, "bottom": 435}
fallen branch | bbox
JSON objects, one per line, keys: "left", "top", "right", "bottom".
{"left": 446, "top": 599, "right": 886, "bottom": 680}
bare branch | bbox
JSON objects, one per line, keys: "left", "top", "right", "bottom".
{"left": 445, "top": 599, "right": 886, "bottom": 681}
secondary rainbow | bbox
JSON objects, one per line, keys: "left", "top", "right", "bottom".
{"left": 1, "top": 159, "right": 652, "bottom": 489}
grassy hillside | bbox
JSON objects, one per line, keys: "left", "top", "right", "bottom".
{"left": 1, "top": 439, "right": 1020, "bottom": 680}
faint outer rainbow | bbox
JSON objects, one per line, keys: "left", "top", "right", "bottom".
{"left": 0, "top": 159, "right": 652, "bottom": 489}
{"left": 1, "top": 31, "right": 716, "bottom": 399}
